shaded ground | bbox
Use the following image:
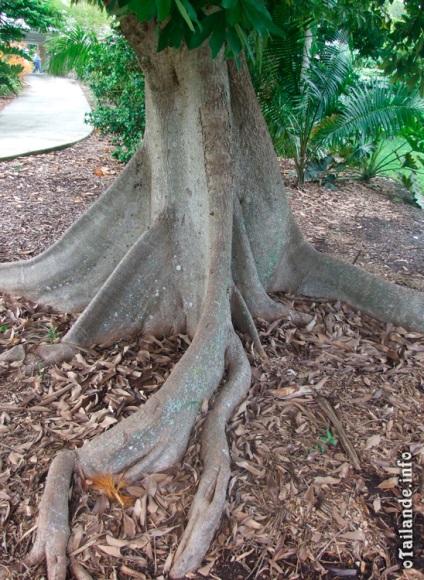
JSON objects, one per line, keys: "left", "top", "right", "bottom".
{"left": 0, "top": 134, "right": 423, "bottom": 580}
{"left": 280, "top": 160, "right": 424, "bottom": 293}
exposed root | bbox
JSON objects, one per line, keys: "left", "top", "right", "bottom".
{"left": 26, "top": 450, "right": 76, "bottom": 579}
{"left": 0, "top": 344, "right": 26, "bottom": 364}
{"left": 0, "top": 342, "right": 78, "bottom": 376}
{"left": 289, "top": 246, "right": 424, "bottom": 332}
{"left": 170, "top": 332, "right": 251, "bottom": 578}
{"left": 34, "top": 343, "right": 79, "bottom": 366}
{"left": 63, "top": 216, "right": 184, "bottom": 348}
{"left": 0, "top": 148, "right": 151, "bottom": 312}
{"left": 69, "top": 559, "right": 93, "bottom": 580}
{"left": 27, "top": 329, "right": 228, "bottom": 578}
{"left": 232, "top": 198, "right": 311, "bottom": 326}
{"left": 27, "top": 285, "right": 232, "bottom": 579}
{"left": 78, "top": 308, "right": 230, "bottom": 478}
{"left": 231, "top": 284, "right": 266, "bottom": 357}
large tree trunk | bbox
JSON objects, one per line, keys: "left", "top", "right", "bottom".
{"left": 1, "top": 18, "right": 423, "bottom": 580}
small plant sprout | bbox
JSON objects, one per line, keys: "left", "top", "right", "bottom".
{"left": 307, "top": 428, "right": 338, "bottom": 455}
{"left": 47, "top": 325, "right": 59, "bottom": 343}
{"left": 35, "top": 357, "right": 44, "bottom": 378}
{"left": 0, "top": 324, "right": 8, "bottom": 333}
{"left": 319, "top": 428, "right": 337, "bottom": 452}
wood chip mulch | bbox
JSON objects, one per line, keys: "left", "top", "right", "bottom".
{"left": 0, "top": 133, "right": 423, "bottom": 580}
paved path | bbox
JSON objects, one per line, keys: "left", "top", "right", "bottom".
{"left": 0, "top": 74, "right": 92, "bottom": 160}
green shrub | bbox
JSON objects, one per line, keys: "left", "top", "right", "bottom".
{"left": 82, "top": 32, "right": 145, "bottom": 163}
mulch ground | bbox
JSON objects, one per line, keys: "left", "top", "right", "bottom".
{"left": 0, "top": 132, "right": 423, "bottom": 580}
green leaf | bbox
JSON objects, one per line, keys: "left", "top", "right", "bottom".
{"left": 414, "top": 189, "right": 424, "bottom": 209}
{"left": 234, "top": 23, "right": 255, "bottom": 63}
{"left": 209, "top": 20, "right": 226, "bottom": 58}
{"left": 225, "top": 25, "right": 242, "bottom": 57}
{"left": 240, "top": 0, "right": 284, "bottom": 37}
{"left": 156, "top": 0, "right": 172, "bottom": 21}
{"left": 190, "top": 11, "right": 224, "bottom": 50}
{"left": 158, "top": 18, "right": 185, "bottom": 51}
{"left": 128, "top": 0, "right": 156, "bottom": 21}
{"left": 402, "top": 152, "right": 419, "bottom": 170}
{"left": 223, "top": 0, "right": 242, "bottom": 26}
{"left": 175, "top": 0, "right": 198, "bottom": 32}
{"left": 108, "top": 0, "right": 132, "bottom": 15}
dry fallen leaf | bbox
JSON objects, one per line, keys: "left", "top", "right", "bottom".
{"left": 314, "top": 476, "right": 341, "bottom": 485}
{"left": 373, "top": 497, "right": 381, "bottom": 513}
{"left": 88, "top": 474, "right": 133, "bottom": 507}
{"left": 377, "top": 477, "right": 399, "bottom": 490}
{"left": 365, "top": 434, "right": 381, "bottom": 449}
{"left": 95, "top": 544, "right": 122, "bottom": 558}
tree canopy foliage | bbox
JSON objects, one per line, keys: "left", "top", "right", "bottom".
{"left": 0, "top": 0, "right": 63, "bottom": 92}
{"left": 87, "top": 0, "right": 423, "bottom": 91}
{"left": 382, "top": 0, "right": 424, "bottom": 94}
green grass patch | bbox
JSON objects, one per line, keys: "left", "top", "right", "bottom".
{"left": 378, "top": 137, "right": 424, "bottom": 192}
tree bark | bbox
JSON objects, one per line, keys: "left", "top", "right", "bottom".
{"left": 1, "top": 17, "right": 423, "bottom": 580}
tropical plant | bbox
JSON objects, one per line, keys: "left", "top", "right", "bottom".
{"left": 46, "top": 23, "right": 98, "bottom": 78}
{"left": 254, "top": 11, "right": 424, "bottom": 191}
{"left": 252, "top": 23, "right": 354, "bottom": 185}
{"left": 318, "top": 81, "right": 424, "bottom": 147}
{"left": 315, "top": 136, "right": 424, "bottom": 207}
{"left": 317, "top": 82, "right": 424, "bottom": 205}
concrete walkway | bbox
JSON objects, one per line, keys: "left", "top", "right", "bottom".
{"left": 0, "top": 74, "right": 92, "bottom": 160}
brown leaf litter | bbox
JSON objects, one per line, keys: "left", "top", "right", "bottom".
{"left": 0, "top": 134, "right": 423, "bottom": 579}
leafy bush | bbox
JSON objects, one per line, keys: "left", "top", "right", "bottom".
{"left": 82, "top": 32, "right": 145, "bottom": 163}
{"left": 0, "top": 58, "right": 24, "bottom": 95}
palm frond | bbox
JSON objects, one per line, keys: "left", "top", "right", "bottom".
{"left": 304, "top": 40, "right": 352, "bottom": 114}
{"left": 46, "top": 24, "right": 99, "bottom": 77}
{"left": 317, "top": 83, "right": 424, "bottom": 146}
